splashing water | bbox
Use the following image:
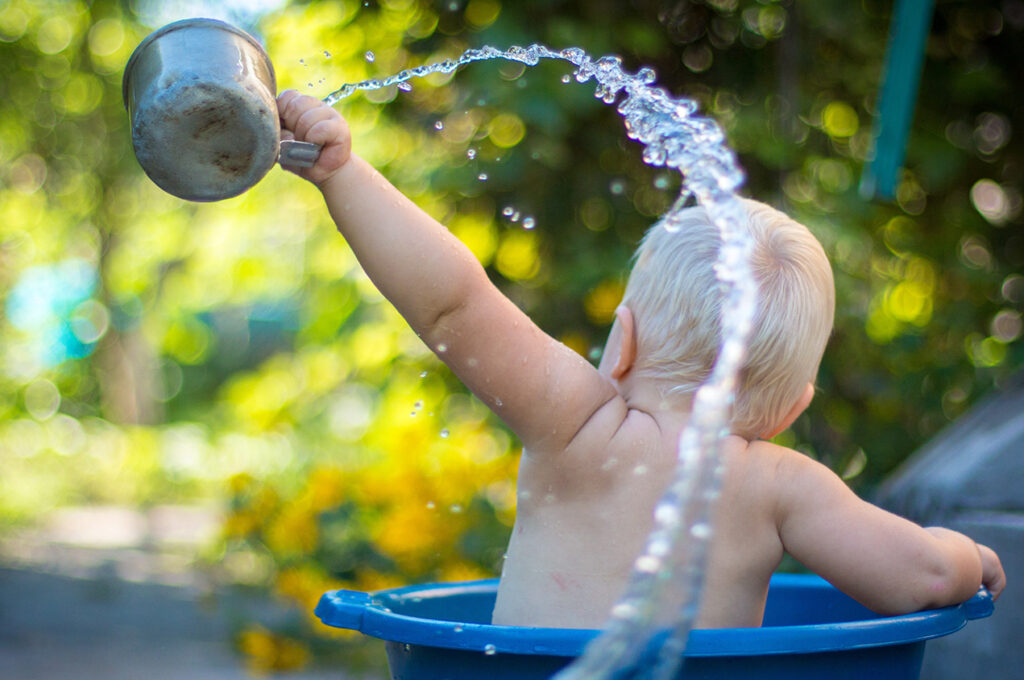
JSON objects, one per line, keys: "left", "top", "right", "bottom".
{"left": 324, "top": 44, "right": 755, "bottom": 680}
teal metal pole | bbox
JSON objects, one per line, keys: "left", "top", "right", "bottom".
{"left": 859, "top": 0, "right": 935, "bottom": 201}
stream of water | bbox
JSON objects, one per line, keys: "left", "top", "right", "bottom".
{"left": 325, "top": 45, "right": 756, "bottom": 679}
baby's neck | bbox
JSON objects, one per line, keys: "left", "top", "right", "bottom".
{"left": 616, "top": 373, "right": 693, "bottom": 428}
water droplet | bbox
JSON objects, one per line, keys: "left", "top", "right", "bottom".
{"left": 434, "top": 120, "right": 445, "bottom": 131}
{"left": 453, "top": 624, "right": 463, "bottom": 632}
{"left": 414, "top": 400, "right": 423, "bottom": 409}
{"left": 494, "top": 397, "right": 503, "bottom": 406}
{"left": 420, "top": 371, "right": 428, "bottom": 378}
{"left": 324, "top": 50, "right": 332, "bottom": 59}
{"left": 502, "top": 206, "right": 514, "bottom": 217}
{"left": 654, "top": 174, "right": 671, "bottom": 190}
{"left": 690, "top": 522, "right": 711, "bottom": 539}
{"left": 450, "top": 504, "right": 463, "bottom": 513}
{"left": 440, "top": 428, "right": 450, "bottom": 438}
{"left": 561, "top": 74, "right": 571, "bottom": 84}
{"left": 544, "top": 493, "right": 556, "bottom": 503}
{"left": 649, "top": 538, "right": 671, "bottom": 557}
{"left": 307, "top": 82, "right": 314, "bottom": 88}
{"left": 437, "top": 343, "right": 448, "bottom": 352}
{"left": 611, "top": 602, "right": 638, "bottom": 620}
{"left": 477, "top": 172, "right": 488, "bottom": 181}
{"left": 560, "top": 47, "right": 586, "bottom": 63}
{"left": 655, "top": 503, "right": 680, "bottom": 525}
{"left": 410, "top": 411, "right": 417, "bottom": 417}
{"left": 398, "top": 81, "right": 412, "bottom": 91}
{"left": 635, "top": 555, "right": 661, "bottom": 573}
{"left": 484, "top": 644, "right": 497, "bottom": 656}
{"left": 426, "top": 501, "right": 436, "bottom": 509}
{"left": 299, "top": 58, "right": 306, "bottom": 65}
{"left": 610, "top": 179, "right": 626, "bottom": 195}
{"left": 633, "top": 464, "right": 648, "bottom": 476}
{"left": 522, "top": 217, "right": 535, "bottom": 229}
{"left": 364, "top": 51, "right": 375, "bottom": 62}
{"left": 467, "top": 148, "right": 477, "bottom": 159}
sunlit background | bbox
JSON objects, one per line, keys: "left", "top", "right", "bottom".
{"left": 1, "top": 0, "right": 1022, "bottom": 675}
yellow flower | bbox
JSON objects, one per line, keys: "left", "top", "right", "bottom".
{"left": 373, "top": 502, "right": 458, "bottom": 574}
{"left": 301, "top": 466, "right": 347, "bottom": 511}
{"left": 222, "top": 509, "right": 259, "bottom": 538}
{"left": 351, "top": 570, "right": 407, "bottom": 593}
{"left": 238, "top": 626, "right": 310, "bottom": 675}
{"left": 266, "top": 504, "right": 318, "bottom": 556}
{"left": 251, "top": 486, "right": 281, "bottom": 518}
{"left": 440, "top": 560, "right": 494, "bottom": 583}
{"left": 584, "top": 279, "right": 624, "bottom": 325}
{"left": 227, "top": 472, "right": 254, "bottom": 495}
{"left": 496, "top": 230, "right": 540, "bottom": 280}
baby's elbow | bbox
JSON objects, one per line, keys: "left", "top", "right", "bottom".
{"left": 908, "top": 528, "right": 985, "bottom": 611}
{"left": 915, "top": 559, "right": 983, "bottom": 612}
{"left": 871, "top": 561, "right": 981, "bottom": 617}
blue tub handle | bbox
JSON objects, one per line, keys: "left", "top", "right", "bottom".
{"left": 963, "top": 586, "right": 994, "bottom": 621}
{"left": 315, "top": 589, "right": 371, "bottom": 630}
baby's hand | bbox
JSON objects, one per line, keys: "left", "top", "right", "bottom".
{"left": 277, "top": 90, "right": 352, "bottom": 186}
{"left": 978, "top": 543, "right": 1006, "bottom": 600}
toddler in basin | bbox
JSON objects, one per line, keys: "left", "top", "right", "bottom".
{"left": 277, "top": 90, "right": 1005, "bottom": 629}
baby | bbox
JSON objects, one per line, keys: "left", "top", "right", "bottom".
{"left": 277, "top": 91, "right": 1005, "bottom": 629}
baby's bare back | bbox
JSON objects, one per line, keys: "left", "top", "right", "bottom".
{"left": 492, "top": 404, "right": 786, "bottom": 629}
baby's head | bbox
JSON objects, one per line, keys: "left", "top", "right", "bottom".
{"left": 620, "top": 198, "right": 834, "bottom": 439}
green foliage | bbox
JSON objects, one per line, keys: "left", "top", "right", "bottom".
{"left": 1, "top": 0, "right": 1022, "bottom": 670}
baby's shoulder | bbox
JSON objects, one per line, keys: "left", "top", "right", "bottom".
{"left": 572, "top": 400, "right": 662, "bottom": 458}
{"left": 728, "top": 439, "right": 815, "bottom": 497}
{"left": 739, "top": 439, "right": 843, "bottom": 508}
{"left": 547, "top": 400, "right": 667, "bottom": 480}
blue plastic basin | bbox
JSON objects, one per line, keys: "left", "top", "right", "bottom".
{"left": 315, "top": 574, "right": 993, "bottom": 679}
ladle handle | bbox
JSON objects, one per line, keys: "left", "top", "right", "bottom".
{"left": 279, "top": 139, "right": 322, "bottom": 168}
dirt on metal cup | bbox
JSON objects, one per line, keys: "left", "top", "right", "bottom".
{"left": 122, "top": 18, "right": 283, "bottom": 202}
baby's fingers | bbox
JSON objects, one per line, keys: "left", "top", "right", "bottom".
{"left": 978, "top": 544, "right": 1005, "bottom": 600}
{"left": 278, "top": 90, "right": 324, "bottom": 133}
{"left": 294, "top": 104, "right": 344, "bottom": 145}
{"left": 276, "top": 90, "right": 351, "bottom": 183}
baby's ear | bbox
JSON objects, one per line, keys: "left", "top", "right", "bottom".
{"left": 760, "top": 382, "right": 814, "bottom": 440}
{"left": 610, "top": 305, "right": 637, "bottom": 380}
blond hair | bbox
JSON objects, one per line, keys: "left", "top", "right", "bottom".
{"left": 621, "top": 198, "right": 834, "bottom": 439}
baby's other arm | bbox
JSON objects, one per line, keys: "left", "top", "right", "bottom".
{"left": 278, "top": 92, "right": 619, "bottom": 455}
{"left": 770, "top": 446, "right": 1005, "bottom": 614}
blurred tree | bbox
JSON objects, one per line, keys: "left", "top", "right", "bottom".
{"left": 1, "top": 0, "right": 1021, "bottom": 671}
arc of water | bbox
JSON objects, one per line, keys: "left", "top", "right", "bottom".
{"left": 324, "top": 45, "right": 756, "bottom": 680}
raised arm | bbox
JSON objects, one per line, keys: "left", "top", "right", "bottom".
{"left": 773, "top": 447, "right": 1004, "bottom": 615}
{"left": 277, "top": 92, "right": 618, "bottom": 454}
